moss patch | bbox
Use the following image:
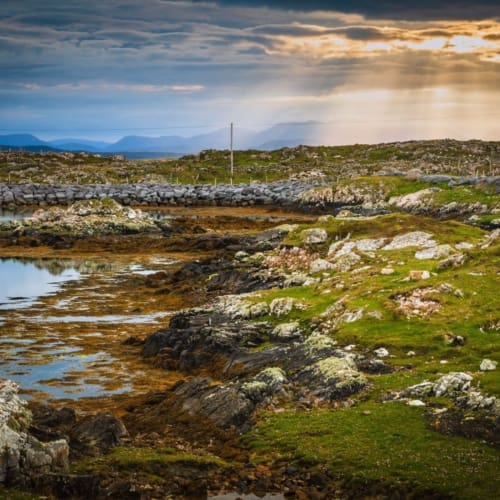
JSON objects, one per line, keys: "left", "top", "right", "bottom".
{"left": 246, "top": 402, "right": 500, "bottom": 499}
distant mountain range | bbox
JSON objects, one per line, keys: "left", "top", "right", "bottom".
{"left": 0, "top": 121, "right": 327, "bottom": 158}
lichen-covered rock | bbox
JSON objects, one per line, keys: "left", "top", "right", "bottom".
{"left": 332, "top": 252, "right": 361, "bottom": 272}
{"left": 415, "top": 244, "right": 453, "bottom": 260}
{"left": 216, "top": 294, "right": 269, "bottom": 319}
{"left": 269, "top": 297, "right": 307, "bottom": 317}
{"left": 0, "top": 380, "right": 69, "bottom": 486}
{"left": 438, "top": 253, "right": 467, "bottom": 269}
{"left": 300, "top": 228, "right": 328, "bottom": 244}
{"left": 309, "top": 258, "right": 334, "bottom": 274}
{"left": 298, "top": 357, "right": 367, "bottom": 400}
{"left": 434, "top": 372, "right": 473, "bottom": 397}
{"left": 382, "top": 231, "right": 436, "bottom": 250}
{"left": 355, "top": 238, "right": 388, "bottom": 252}
{"left": 273, "top": 223, "right": 299, "bottom": 234}
{"left": 304, "top": 333, "right": 337, "bottom": 357}
{"left": 20, "top": 198, "right": 159, "bottom": 236}
{"left": 388, "top": 188, "right": 439, "bottom": 210}
{"left": 393, "top": 372, "right": 500, "bottom": 417}
{"left": 271, "top": 322, "right": 303, "bottom": 341}
{"left": 241, "top": 367, "right": 288, "bottom": 403}
{"left": 332, "top": 308, "right": 364, "bottom": 327}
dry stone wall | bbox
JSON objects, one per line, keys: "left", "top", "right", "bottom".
{"left": 0, "top": 181, "right": 316, "bottom": 208}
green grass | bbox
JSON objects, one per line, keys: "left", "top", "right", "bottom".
{"left": 432, "top": 184, "right": 499, "bottom": 207}
{"left": 0, "top": 489, "right": 41, "bottom": 500}
{"left": 245, "top": 402, "right": 500, "bottom": 499}
{"left": 72, "top": 446, "right": 231, "bottom": 475}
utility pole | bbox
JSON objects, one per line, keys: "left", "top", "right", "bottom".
{"left": 230, "top": 122, "right": 234, "bottom": 184}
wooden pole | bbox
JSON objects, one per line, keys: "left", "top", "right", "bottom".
{"left": 230, "top": 122, "right": 234, "bottom": 184}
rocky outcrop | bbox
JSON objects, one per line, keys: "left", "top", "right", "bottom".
{"left": 387, "top": 372, "right": 500, "bottom": 416}
{"left": 7, "top": 198, "right": 160, "bottom": 235}
{"left": 142, "top": 297, "right": 370, "bottom": 431}
{"left": 0, "top": 379, "right": 69, "bottom": 486}
{"left": 142, "top": 310, "right": 273, "bottom": 372}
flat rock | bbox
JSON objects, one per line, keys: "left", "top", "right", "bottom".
{"left": 382, "top": 231, "right": 436, "bottom": 250}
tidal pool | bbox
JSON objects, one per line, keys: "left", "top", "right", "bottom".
{"left": 0, "top": 257, "right": 81, "bottom": 310}
{"left": 0, "top": 256, "right": 177, "bottom": 401}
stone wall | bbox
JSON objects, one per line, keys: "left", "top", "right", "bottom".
{"left": 0, "top": 181, "right": 316, "bottom": 208}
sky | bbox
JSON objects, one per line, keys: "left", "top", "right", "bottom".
{"left": 0, "top": 0, "right": 499, "bottom": 144}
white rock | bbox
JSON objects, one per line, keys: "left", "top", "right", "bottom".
{"left": 309, "top": 258, "right": 334, "bottom": 274}
{"left": 382, "top": 231, "right": 436, "bottom": 250}
{"left": 234, "top": 251, "right": 249, "bottom": 261}
{"left": 408, "top": 270, "right": 430, "bottom": 280}
{"left": 374, "top": 347, "right": 389, "bottom": 358}
{"left": 408, "top": 399, "right": 426, "bottom": 407}
{"left": 300, "top": 228, "right": 328, "bottom": 244}
{"left": 380, "top": 267, "right": 395, "bottom": 275}
{"left": 356, "top": 238, "right": 387, "bottom": 252}
{"left": 407, "top": 351, "right": 416, "bottom": 357}
{"left": 389, "top": 188, "right": 438, "bottom": 210}
{"left": 332, "top": 252, "right": 361, "bottom": 272}
{"left": 332, "top": 241, "right": 356, "bottom": 259}
{"left": 434, "top": 372, "right": 473, "bottom": 397}
{"left": 455, "top": 242, "right": 474, "bottom": 250}
{"left": 415, "top": 244, "right": 453, "bottom": 260}
{"left": 273, "top": 223, "right": 299, "bottom": 234}
{"left": 480, "top": 359, "right": 497, "bottom": 371}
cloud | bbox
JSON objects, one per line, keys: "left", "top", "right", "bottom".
{"left": 8, "top": 82, "right": 205, "bottom": 93}
{"left": 197, "top": 1, "right": 500, "bottom": 20}
{"left": 0, "top": 0, "right": 498, "bottom": 141}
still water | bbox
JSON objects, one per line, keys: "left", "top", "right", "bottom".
{"left": 0, "top": 256, "right": 176, "bottom": 400}
{"left": 0, "top": 258, "right": 81, "bottom": 310}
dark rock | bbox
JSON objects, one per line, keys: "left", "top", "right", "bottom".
{"left": 142, "top": 310, "right": 271, "bottom": 373}
{"left": 31, "top": 405, "right": 76, "bottom": 429}
{"left": 173, "top": 378, "right": 255, "bottom": 431}
{"left": 70, "top": 413, "right": 128, "bottom": 456}
{"left": 358, "top": 358, "right": 393, "bottom": 374}
{"left": 427, "top": 408, "right": 500, "bottom": 447}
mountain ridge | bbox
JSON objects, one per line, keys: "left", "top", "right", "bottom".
{"left": 0, "top": 122, "right": 320, "bottom": 156}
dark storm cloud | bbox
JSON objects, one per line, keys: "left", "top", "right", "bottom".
{"left": 250, "top": 25, "right": 393, "bottom": 40}
{"left": 201, "top": 1, "right": 499, "bottom": 20}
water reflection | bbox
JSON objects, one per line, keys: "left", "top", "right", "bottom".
{"left": 0, "top": 209, "right": 33, "bottom": 222}
{"left": 0, "top": 258, "right": 81, "bottom": 310}
{"left": 0, "top": 350, "right": 131, "bottom": 400}
{"left": 0, "top": 256, "right": 173, "bottom": 400}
